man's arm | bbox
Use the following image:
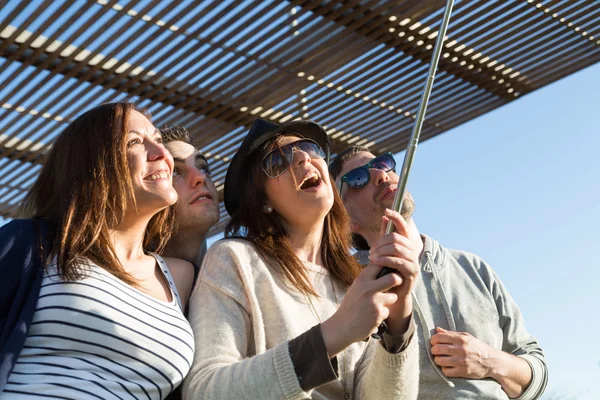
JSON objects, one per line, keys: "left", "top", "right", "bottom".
{"left": 431, "top": 256, "right": 548, "bottom": 400}
{"left": 488, "top": 346, "right": 533, "bottom": 397}
{"left": 431, "top": 327, "right": 534, "bottom": 398}
{"left": 488, "top": 262, "right": 548, "bottom": 400}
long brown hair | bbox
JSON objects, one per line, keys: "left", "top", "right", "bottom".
{"left": 19, "top": 102, "right": 175, "bottom": 285}
{"left": 225, "top": 134, "right": 361, "bottom": 296}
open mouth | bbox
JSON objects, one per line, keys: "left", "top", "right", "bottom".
{"left": 144, "top": 170, "right": 169, "bottom": 181}
{"left": 300, "top": 175, "right": 321, "bottom": 190}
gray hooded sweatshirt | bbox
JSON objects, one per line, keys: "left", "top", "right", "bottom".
{"left": 357, "top": 235, "right": 547, "bottom": 399}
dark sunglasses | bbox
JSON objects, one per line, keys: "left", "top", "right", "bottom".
{"left": 338, "top": 153, "right": 396, "bottom": 191}
{"left": 262, "top": 139, "right": 326, "bottom": 178}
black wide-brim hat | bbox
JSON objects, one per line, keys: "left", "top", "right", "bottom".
{"left": 224, "top": 118, "right": 330, "bottom": 217}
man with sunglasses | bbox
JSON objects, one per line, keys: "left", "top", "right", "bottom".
{"left": 330, "top": 146, "right": 548, "bottom": 400}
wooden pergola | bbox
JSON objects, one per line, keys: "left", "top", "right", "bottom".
{"left": 0, "top": 0, "right": 598, "bottom": 235}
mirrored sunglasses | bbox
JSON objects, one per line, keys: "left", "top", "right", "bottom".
{"left": 262, "top": 139, "right": 326, "bottom": 178}
{"left": 339, "top": 153, "right": 396, "bottom": 191}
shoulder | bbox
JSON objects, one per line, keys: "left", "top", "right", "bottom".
{"left": 1, "top": 219, "right": 37, "bottom": 240}
{"left": 207, "top": 237, "right": 257, "bottom": 254}
{"left": 423, "top": 234, "right": 496, "bottom": 275}
{"left": 442, "top": 244, "right": 500, "bottom": 285}
{"left": 0, "top": 220, "right": 51, "bottom": 298}
{"left": 1, "top": 219, "right": 54, "bottom": 250}
{"left": 198, "top": 238, "right": 270, "bottom": 305}
{"left": 161, "top": 256, "right": 195, "bottom": 276}
{"left": 425, "top": 234, "right": 488, "bottom": 271}
{"left": 159, "top": 256, "right": 195, "bottom": 308}
{"left": 203, "top": 238, "right": 265, "bottom": 271}
{"left": 446, "top": 247, "right": 486, "bottom": 267}
{"left": 1, "top": 219, "right": 51, "bottom": 263}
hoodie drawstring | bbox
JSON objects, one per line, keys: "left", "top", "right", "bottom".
{"left": 413, "top": 293, "right": 455, "bottom": 388}
{"left": 414, "top": 251, "right": 456, "bottom": 388}
{"left": 428, "top": 252, "right": 457, "bottom": 332}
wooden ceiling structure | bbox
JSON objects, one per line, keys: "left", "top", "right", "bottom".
{"left": 0, "top": 0, "right": 598, "bottom": 235}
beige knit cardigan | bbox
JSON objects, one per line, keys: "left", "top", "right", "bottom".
{"left": 183, "top": 239, "right": 419, "bottom": 400}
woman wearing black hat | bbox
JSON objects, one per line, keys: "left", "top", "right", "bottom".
{"left": 183, "top": 119, "right": 419, "bottom": 399}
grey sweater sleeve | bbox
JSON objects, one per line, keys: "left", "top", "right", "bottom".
{"left": 479, "top": 258, "right": 548, "bottom": 400}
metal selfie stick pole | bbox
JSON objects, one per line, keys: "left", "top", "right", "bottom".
{"left": 387, "top": 0, "right": 454, "bottom": 234}
{"left": 373, "top": 0, "right": 455, "bottom": 339}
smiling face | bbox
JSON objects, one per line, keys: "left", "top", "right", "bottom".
{"left": 262, "top": 135, "right": 334, "bottom": 229}
{"left": 336, "top": 151, "right": 415, "bottom": 237}
{"left": 164, "top": 140, "right": 220, "bottom": 233}
{"left": 126, "top": 110, "right": 177, "bottom": 216}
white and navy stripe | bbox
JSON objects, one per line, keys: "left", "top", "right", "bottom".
{"left": 2, "top": 254, "right": 194, "bottom": 400}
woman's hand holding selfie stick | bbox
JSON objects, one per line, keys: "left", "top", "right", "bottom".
{"left": 320, "top": 210, "right": 420, "bottom": 355}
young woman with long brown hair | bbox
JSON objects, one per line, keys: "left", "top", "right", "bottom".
{"left": 0, "top": 102, "right": 195, "bottom": 399}
{"left": 183, "top": 119, "right": 420, "bottom": 399}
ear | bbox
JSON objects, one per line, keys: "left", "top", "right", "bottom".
{"left": 350, "top": 221, "right": 360, "bottom": 234}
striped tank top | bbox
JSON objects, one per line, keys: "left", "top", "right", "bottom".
{"left": 1, "top": 253, "right": 194, "bottom": 400}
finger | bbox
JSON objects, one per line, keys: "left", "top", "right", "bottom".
{"left": 371, "top": 249, "right": 414, "bottom": 268}
{"left": 363, "top": 262, "right": 385, "bottom": 280}
{"left": 372, "top": 270, "right": 404, "bottom": 292}
{"left": 430, "top": 332, "right": 459, "bottom": 345}
{"left": 370, "top": 235, "right": 413, "bottom": 260}
{"left": 379, "top": 306, "right": 390, "bottom": 323}
{"left": 385, "top": 208, "right": 409, "bottom": 238}
{"left": 433, "top": 355, "right": 457, "bottom": 367}
{"left": 379, "top": 215, "right": 390, "bottom": 238}
{"left": 369, "top": 302, "right": 392, "bottom": 328}
{"left": 436, "top": 327, "right": 474, "bottom": 340}
{"left": 370, "top": 256, "right": 413, "bottom": 278}
{"left": 431, "top": 344, "right": 457, "bottom": 356}
{"left": 370, "top": 232, "right": 412, "bottom": 252}
{"left": 374, "top": 292, "right": 399, "bottom": 307}
{"left": 441, "top": 366, "right": 460, "bottom": 378}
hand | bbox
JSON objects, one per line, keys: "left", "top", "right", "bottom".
{"left": 431, "top": 327, "right": 500, "bottom": 379}
{"left": 368, "top": 208, "right": 420, "bottom": 299}
{"left": 368, "top": 209, "right": 421, "bottom": 334}
{"left": 321, "top": 262, "right": 403, "bottom": 357}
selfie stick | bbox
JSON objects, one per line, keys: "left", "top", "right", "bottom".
{"left": 386, "top": 0, "right": 454, "bottom": 234}
{"left": 373, "top": 0, "right": 455, "bottom": 339}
